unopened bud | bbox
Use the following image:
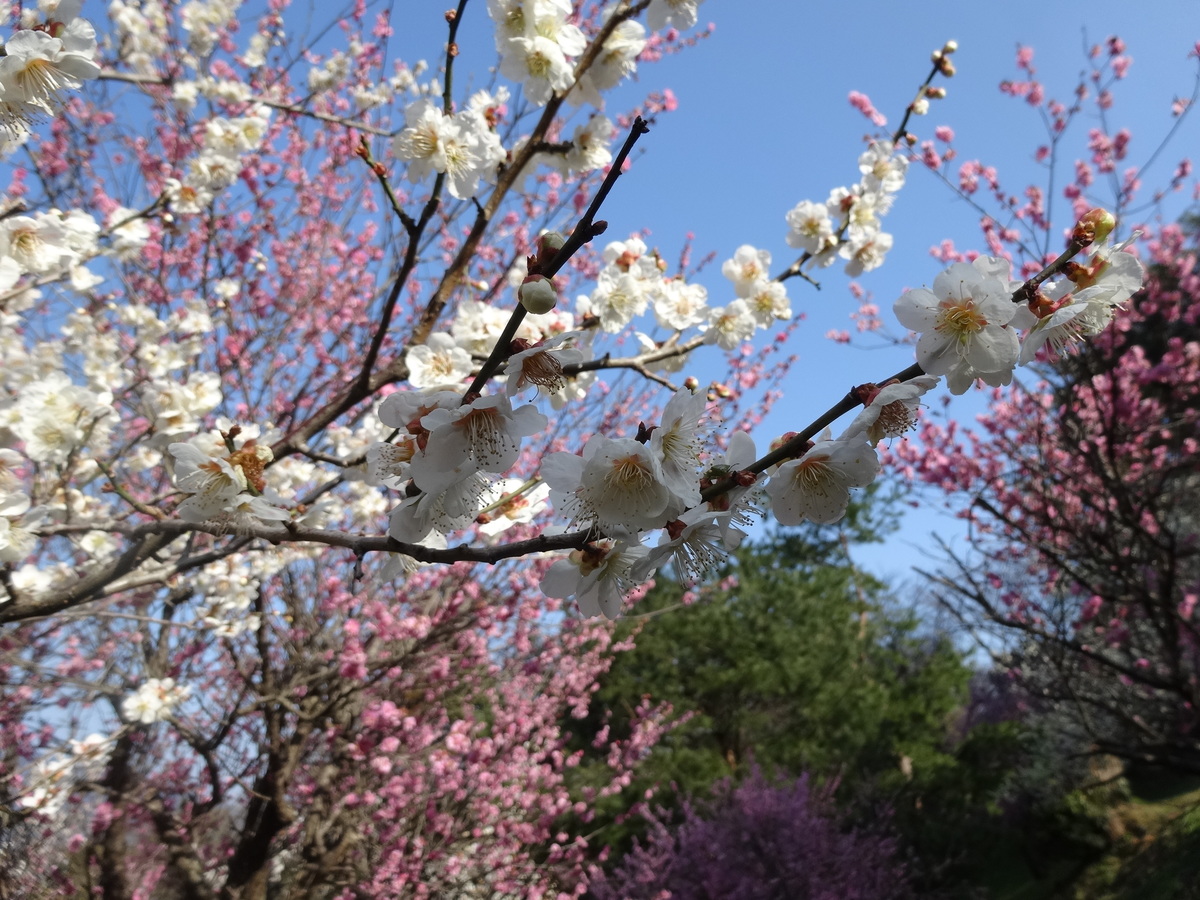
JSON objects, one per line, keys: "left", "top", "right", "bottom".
{"left": 1073, "top": 207, "right": 1116, "bottom": 247}
{"left": 910, "top": 97, "right": 930, "bottom": 116}
{"left": 538, "top": 231, "right": 565, "bottom": 260}
{"left": 518, "top": 274, "right": 558, "bottom": 314}
{"left": 925, "top": 86, "right": 947, "bottom": 99}
{"left": 684, "top": 376, "right": 700, "bottom": 391}
{"left": 851, "top": 382, "right": 881, "bottom": 406}
{"left": 942, "top": 39, "right": 958, "bottom": 54}
{"left": 770, "top": 432, "right": 800, "bottom": 454}
{"left": 939, "top": 59, "right": 956, "bottom": 77}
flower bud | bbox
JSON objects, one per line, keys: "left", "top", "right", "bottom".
{"left": 770, "top": 432, "right": 799, "bottom": 454}
{"left": 518, "top": 275, "right": 558, "bottom": 314}
{"left": 1072, "top": 208, "right": 1116, "bottom": 247}
{"left": 942, "top": 40, "right": 958, "bottom": 54}
{"left": 540, "top": 230, "right": 566, "bottom": 266}
{"left": 537, "top": 231, "right": 565, "bottom": 261}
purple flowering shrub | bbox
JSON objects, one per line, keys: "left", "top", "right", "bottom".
{"left": 588, "top": 767, "right": 911, "bottom": 900}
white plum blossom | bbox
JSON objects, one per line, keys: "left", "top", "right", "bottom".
{"left": 543, "top": 434, "right": 674, "bottom": 536}
{"left": 744, "top": 279, "right": 791, "bottom": 326}
{"left": 452, "top": 298, "right": 513, "bottom": 355}
{"left": 222, "top": 491, "right": 292, "bottom": 529}
{"left": 168, "top": 438, "right": 275, "bottom": 523}
{"left": 409, "top": 395, "right": 547, "bottom": 495}
{"left": 163, "top": 176, "right": 214, "bottom": 214}
{"left": 893, "top": 257, "right": 1021, "bottom": 395}
{"left": 144, "top": 373, "right": 223, "bottom": 444}
{"left": 1017, "top": 240, "right": 1145, "bottom": 364}
{"left": 0, "top": 26, "right": 99, "bottom": 132}
{"left": 650, "top": 387, "right": 709, "bottom": 506}
{"left": 405, "top": 332, "right": 475, "bottom": 389}
{"left": 841, "top": 230, "right": 893, "bottom": 277}
{"left": 573, "top": 18, "right": 646, "bottom": 105}
{"left": 767, "top": 438, "right": 880, "bottom": 525}
{"left": 541, "top": 540, "right": 648, "bottom": 619}
{"left": 632, "top": 507, "right": 745, "bottom": 586}
{"left": 377, "top": 388, "right": 461, "bottom": 433}
{"left": 187, "top": 148, "right": 242, "bottom": 191}
{"left": 589, "top": 268, "right": 651, "bottom": 333}
{"left": 378, "top": 527, "right": 448, "bottom": 582}
{"left": 0, "top": 491, "right": 46, "bottom": 564}
{"left": 647, "top": 0, "right": 705, "bottom": 32}
{"left": 477, "top": 478, "right": 551, "bottom": 538}
{"left": 839, "top": 374, "right": 940, "bottom": 446}
{"left": 392, "top": 99, "right": 503, "bottom": 200}
{"left": 564, "top": 115, "right": 616, "bottom": 173}
{"left": 699, "top": 430, "right": 766, "bottom": 541}
{"left": 503, "top": 332, "right": 586, "bottom": 397}
{"left": 0, "top": 214, "right": 78, "bottom": 274}
{"left": 498, "top": 34, "right": 577, "bottom": 106}
{"left": 122, "top": 677, "right": 190, "bottom": 725}
{"left": 16, "top": 754, "right": 72, "bottom": 815}
{"left": 652, "top": 278, "right": 709, "bottom": 331}
{"left": 722, "top": 245, "right": 772, "bottom": 298}
{"left": 858, "top": 140, "right": 908, "bottom": 193}
{"left": 9, "top": 372, "right": 113, "bottom": 464}
{"left": 365, "top": 438, "right": 416, "bottom": 489}
{"left": 785, "top": 200, "right": 836, "bottom": 257}
{"left": 388, "top": 470, "right": 503, "bottom": 542}
{"left": 704, "top": 299, "right": 757, "bottom": 350}
{"left": 107, "top": 207, "right": 150, "bottom": 259}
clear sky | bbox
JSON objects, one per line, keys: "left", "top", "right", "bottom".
{"left": 403, "top": 1, "right": 1200, "bottom": 579}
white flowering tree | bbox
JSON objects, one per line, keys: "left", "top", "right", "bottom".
{"left": 0, "top": 1, "right": 1155, "bottom": 896}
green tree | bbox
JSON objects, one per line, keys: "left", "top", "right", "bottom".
{"left": 566, "top": 491, "right": 973, "bottom": 856}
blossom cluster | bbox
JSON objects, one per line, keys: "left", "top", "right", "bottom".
{"left": 895, "top": 228, "right": 1144, "bottom": 394}
{"left": 359, "top": 220, "right": 1143, "bottom": 622}
{"left": 490, "top": 0, "right": 652, "bottom": 108}
{"left": 392, "top": 92, "right": 508, "bottom": 200}
{"left": 121, "top": 676, "right": 190, "bottom": 725}
{"left": 784, "top": 139, "right": 908, "bottom": 277}
{"left": 0, "top": 1, "right": 99, "bottom": 148}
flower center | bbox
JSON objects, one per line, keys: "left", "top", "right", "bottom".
{"left": 936, "top": 298, "right": 987, "bottom": 340}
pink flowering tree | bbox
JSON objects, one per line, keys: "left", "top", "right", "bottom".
{"left": 0, "top": 3, "right": 1164, "bottom": 898}
{"left": 896, "top": 39, "right": 1200, "bottom": 772}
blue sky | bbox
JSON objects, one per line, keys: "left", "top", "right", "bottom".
{"left": 396, "top": 2, "right": 1200, "bottom": 578}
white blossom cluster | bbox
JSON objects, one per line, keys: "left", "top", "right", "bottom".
{"left": 165, "top": 106, "right": 273, "bottom": 214}
{"left": 894, "top": 235, "right": 1144, "bottom": 394}
{"left": 0, "top": 0, "right": 99, "bottom": 148}
{"left": 392, "top": 91, "right": 509, "bottom": 201}
{"left": 121, "top": 676, "right": 191, "bottom": 724}
{"left": 785, "top": 140, "right": 908, "bottom": 277}
{"left": 353, "top": 223, "right": 1144, "bottom": 621}
{"left": 488, "top": 0, "right": 648, "bottom": 108}
{"left": 14, "top": 732, "right": 112, "bottom": 816}
{"left": 167, "top": 425, "right": 286, "bottom": 525}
